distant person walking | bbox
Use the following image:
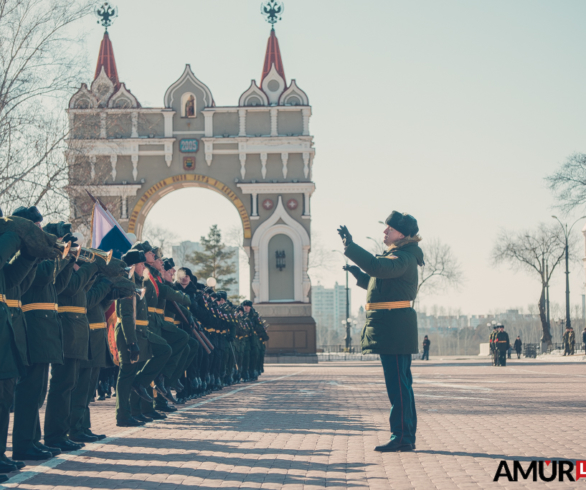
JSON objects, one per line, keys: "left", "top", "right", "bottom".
{"left": 563, "top": 327, "right": 571, "bottom": 356}
{"left": 422, "top": 336, "right": 430, "bottom": 360}
{"left": 338, "top": 211, "right": 423, "bottom": 453}
{"left": 513, "top": 336, "right": 522, "bottom": 359}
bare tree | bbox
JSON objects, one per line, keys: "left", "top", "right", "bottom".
{"left": 491, "top": 224, "right": 575, "bottom": 345}
{"left": 0, "top": 0, "right": 92, "bottom": 218}
{"left": 307, "top": 232, "right": 336, "bottom": 283}
{"left": 142, "top": 222, "right": 178, "bottom": 255}
{"left": 546, "top": 153, "right": 586, "bottom": 213}
{"left": 417, "top": 238, "right": 463, "bottom": 296}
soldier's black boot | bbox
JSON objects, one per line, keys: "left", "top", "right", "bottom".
{"left": 374, "top": 440, "right": 415, "bottom": 452}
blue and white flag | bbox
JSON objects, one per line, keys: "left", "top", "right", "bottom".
{"left": 90, "top": 198, "right": 131, "bottom": 259}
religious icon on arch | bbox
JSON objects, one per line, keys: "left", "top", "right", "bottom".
{"left": 185, "top": 94, "right": 195, "bottom": 117}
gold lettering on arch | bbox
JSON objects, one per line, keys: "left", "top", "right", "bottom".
{"left": 128, "top": 174, "right": 252, "bottom": 239}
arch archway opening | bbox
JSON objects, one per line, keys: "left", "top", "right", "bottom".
{"left": 137, "top": 185, "right": 250, "bottom": 300}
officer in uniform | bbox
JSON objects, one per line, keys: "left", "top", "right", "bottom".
{"left": 495, "top": 324, "right": 510, "bottom": 366}
{"left": 489, "top": 325, "right": 498, "bottom": 366}
{"left": 338, "top": 211, "right": 423, "bottom": 452}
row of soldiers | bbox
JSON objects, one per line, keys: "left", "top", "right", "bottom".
{"left": 0, "top": 206, "right": 268, "bottom": 482}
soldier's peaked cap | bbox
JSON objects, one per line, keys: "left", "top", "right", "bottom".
{"left": 385, "top": 211, "right": 419, "bottom": 237}
{"left": 163, "top": 258, "right": 175, "bottom": 271}
{"left": 122, "top": 249, "right": 146, "bottom": 266}
{"left": 131, "top": 241, "right": 152, "bottom": 253}
{"left": 12, "top": 206, "right": 43, "bottom": 223}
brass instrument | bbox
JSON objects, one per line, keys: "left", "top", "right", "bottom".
{"left": 54, "top": 241, "right": 72, "bottom": 260}
{"left": 69, "top": 246, "right": 82, "bottom": 260}
{"left": 125, "top": 265, "right": 135, "bottom": 279}
{"left": 77, "top": 248, "right": 113, "bottom": 264}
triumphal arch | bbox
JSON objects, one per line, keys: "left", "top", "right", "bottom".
{"left": 66, "top": 7, "right": 316, "bottom": 354}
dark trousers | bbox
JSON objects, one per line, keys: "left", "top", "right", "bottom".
{"left": 160, "top": 326, "right": 189, "bottom": 382}
{"left": 0, "top": 378, "right": 16, "bottom": 455}
{"left": 515, "top": 348, "right": 521, "bottom": 359}
{"left": 497, "top": 349, "right": 507, "bottom": 366}
{"left": 12, "top": 362, "right": 49, "bottom": 453}
{"left": 70, "top": 366, "right": 99, "bottom": 435}
{"left": 422, "top": 349, "right": 429, "bottom": 360}
{"left": 132, "top": 340, "right": 171, "bottom": 416}
{"left": 380, "top": 354, "right": 417, "bottom": 445}
{"left": 116, "top": 362, "right": 140, "bottom": 421}
{"left": 44, "top": 357, "right": 81, "bottom": 443}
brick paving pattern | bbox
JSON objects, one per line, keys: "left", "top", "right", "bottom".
{"left": 2, "top": 357, "right": 585, "bottom": 489}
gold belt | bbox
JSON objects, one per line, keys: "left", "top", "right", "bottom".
{"left": 5, "top": 299, "right": 22, "bottom": 308}
{"left": 173, "top": 320, "right": 180, "bottom": 325}
{"left": 164, "top": 316, "right": 174, "bottom": 323}
{"left": 58, "top": 306, "right": 87, "bottom": 314}
{"left": 365, "top": 301, "right": 411, "bottom": 311}
{"left": 22, "top": 303, "right": 58, "bottom": 313}
{"left": 0, "top": 294, "right": 5, "bottom": 303}
{"left": 135, "top": 319, "right": 148, "bottom": 326}
{"left": 148, "top": 307, "right": 164, "bottom": 314}
{"left": 89, "top": 322, "right": 107, "bottom": 330}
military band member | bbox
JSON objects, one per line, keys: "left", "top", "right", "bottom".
{"left": 338, "top": 211, "right": 422, "bottom": 452}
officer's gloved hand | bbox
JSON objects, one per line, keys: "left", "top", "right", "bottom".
{"left": 127, "top": 343, "right": 140, "bottom": 362}
{"left": 342, "top": 264, "right": 361, "bottom": 277}
{"left": 337, "top": 225, "right": 353, "bottom": 246}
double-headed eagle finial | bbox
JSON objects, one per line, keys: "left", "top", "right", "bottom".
{"left": 261, "top": 0, "right": 284, "bottom": 28}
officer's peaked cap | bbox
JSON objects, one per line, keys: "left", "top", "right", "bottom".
{"left": 385, "top": 211, "right": 419, "bottom": 237}
{"left": 122, "top": 250, "right": 146, "bottom": 266}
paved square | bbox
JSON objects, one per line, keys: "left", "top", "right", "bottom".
{"left": 2, "top": 357, "right": 585, "bottom": 489}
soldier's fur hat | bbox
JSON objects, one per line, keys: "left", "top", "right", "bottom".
{"left": 195, "top": 282, "right": 206, "bottom": 290}
{"left": 241, "top": 300, "right": 253, "bottom": 307}
{"left": 13, "top": 206, "right": 43, "bottom": 224}
{"left": 385, "top": 211, "right": 419, "bottom": 237}
{"left": 152, "top": 247, "right": 163, "bottom": 259}
{"left": 42, "top": 221, "right": 71, "bottom": 238}
{"left": 178, "top": 267, "right": 197, "bottom": 283}
{"left": 122, "top": 250, "right": 146, "bottom": 266}
{"left": 131, "top": 241, "right": 152, "bottom": 253}
{"left": 217, "top": 290, "right": 228, "bottom": 300}
{"left": 163, "top": 258, "right": 175, "bottom": 271}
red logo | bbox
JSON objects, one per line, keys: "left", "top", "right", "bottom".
{"left": 576, "top": 461, "right": 586, "bottom": 481}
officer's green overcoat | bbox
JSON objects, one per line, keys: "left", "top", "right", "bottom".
{"left": 344, "top": 237, "right": 424, "bottom": 355}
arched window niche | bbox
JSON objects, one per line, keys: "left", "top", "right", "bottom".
{"left": 181, "top": 92, "right": 197, "bottom": 118}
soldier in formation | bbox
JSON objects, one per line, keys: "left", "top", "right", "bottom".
{"left": 0, "top": 214, "right": 268, "bottom": 481}
{"left": 489, "top": 324, "right": 498, "bottom": 366}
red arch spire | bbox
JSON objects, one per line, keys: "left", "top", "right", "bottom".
{"left": 261, "top": 28, "right": 285, "bottom": 84}
{"left": 94, "top": 31, "right": 120, "bottom": 89}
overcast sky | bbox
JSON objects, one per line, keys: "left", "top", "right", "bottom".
{"left": 77, "top": 0, "right": 586, "bottom": 317}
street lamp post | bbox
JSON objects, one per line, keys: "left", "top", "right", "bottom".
{"left": 552, "top": 215, "right": 586, "bottom": 334}
{"left": 333, "top": 250, "right": 352, "bottom": 351}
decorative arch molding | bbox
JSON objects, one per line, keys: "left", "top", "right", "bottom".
{"left": 127, "top": 174, "right": 251, "bottom": 240}
{"left": 91, "top": 67, "right": 115, "bottom": 107}
{"left": 69, "top": 83, "right": 99, "bottom": 109}
{"left": 164, "top": 64, "right": 214, "bottom": 109}
{"left": 108, "top": 83, "right": 140, "bottom": 108}
{"left": 238, "top": 80, "right": 269, "bottom": 107}
{"left": 279, "top": 80, "right": 309, "bottom": 106}
{"left": 261, "top": 64, "right": 286, "bottom": 105}
{"left": 251, "top": 196, "right": 310, "bottom": 303}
